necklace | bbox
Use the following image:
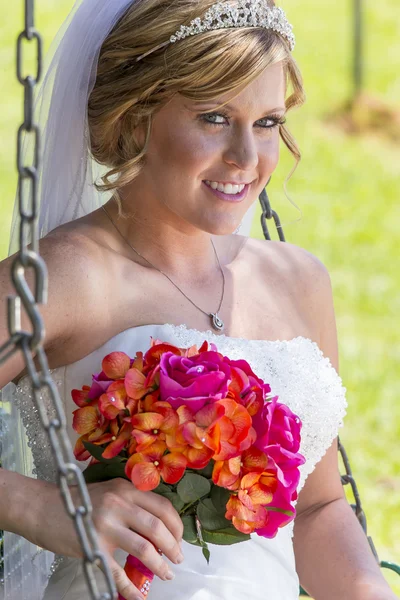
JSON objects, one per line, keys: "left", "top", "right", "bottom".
{"left": 101, "top": 204, "right": 225, "bottom": 332}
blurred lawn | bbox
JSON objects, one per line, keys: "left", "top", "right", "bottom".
{"left": 1, "top": 0, "right": 399, "bottom": 595}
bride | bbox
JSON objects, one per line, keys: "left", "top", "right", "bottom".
{"left": 0, "top": 0, "right": 397, "bottom": 599}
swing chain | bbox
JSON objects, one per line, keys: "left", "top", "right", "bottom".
{"left": 0, "top": 1, "right": 117, "bottom": 598}
{"left": 338, "top": 438, "right": 380, "bottom": 563}
{"left": 259, "top": 185, "right": 286, "bottom": 242}
{"left": 258, "top": 192, "right": 380, "bottom": 566}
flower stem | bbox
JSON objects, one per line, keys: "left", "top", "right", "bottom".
{"left": 179, "top": 494, "right": 209, "bottom": 517}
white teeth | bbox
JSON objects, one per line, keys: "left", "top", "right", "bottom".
{"left": 205, "top": 181, "right": 245, "bottom": 194}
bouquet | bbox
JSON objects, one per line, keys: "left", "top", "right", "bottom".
{"left": 72, "top": 338, "right": 306, "bottom": 599}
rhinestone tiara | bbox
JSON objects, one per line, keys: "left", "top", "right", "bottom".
{"left": 135, "top": 0, "right": 295, "bottom": 62}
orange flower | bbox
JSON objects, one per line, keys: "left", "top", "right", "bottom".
{"left": 212, "top": 445, "right": 269, "bottom": 490}
{"left": 102, "top": 351, "right": 131, "bottom": 380}
{"left": 225, "top": 495, "right": 269, "bottom": 534}
{"left": 144, "top": 342, "right": 182, "bottom": 367}
{"left": 166, "top": 403, "right": 224, "bottom": 469}
{"left": 98, "top": 380, "right": 138, "bottom": 420}
{"left": 73, "top": 417, "right": 133, "bottom": 461}
{"left": 71, "top": 385, "right": 94, "bottom": 408}
{"left": 224, "top": 470, "right": 278, "bottom": 534}
{"left": 131, "top": 401, "right": 179, "bottom": 452}
{"left": 125, "top": 440, "right": 187, "bottom": 491}
{"left": 101, "top": 421, "right": 133, "bottom": 459}
{"left": 124, "top": 367, "right": 151, "bottom": 400}
{"left": 203, "top": 399, "right": 254, "bottom": 462}
{"left": 72, "top": 404, "right": 109, "bottom": 440}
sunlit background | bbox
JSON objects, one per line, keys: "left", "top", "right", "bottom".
{"left": 1, "top": 0, "right": 399, "bottom": 595}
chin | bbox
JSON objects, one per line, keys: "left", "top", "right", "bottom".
{"left": 197, "top": 219, "right": 242, "bottom": 236}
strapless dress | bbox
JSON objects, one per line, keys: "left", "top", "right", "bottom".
{"left": 1, "top": 323, "right": 348, "bottom": 600}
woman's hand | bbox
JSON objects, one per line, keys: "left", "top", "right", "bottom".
{"left": 26, "top": 477, "right": 184, "bottom": 600}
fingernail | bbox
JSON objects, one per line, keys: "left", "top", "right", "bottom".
{"left": 165, "top": 568, "right": 175, "bottom": 581}
{"left": 176, "top": 552, "right": 184, "bottom": 564}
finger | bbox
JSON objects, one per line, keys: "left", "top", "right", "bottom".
{"left": 113, "top": 525, "right": 176, "bottom": 583}
{"left": 122, "top": 504, "right": 184, "bottom": 565}
{"left": 100, "top": 552, "right": 145, "bottom": 600}
{"left": 132, "top": 490, "right": 184, "bottom": 542}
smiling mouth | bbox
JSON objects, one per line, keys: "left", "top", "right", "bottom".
{"left": 202, "top": 180, "right": 250, "bottom": 202}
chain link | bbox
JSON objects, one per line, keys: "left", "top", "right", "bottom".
{"left": 259, "top": 185, "right": 286, "bottom": 242}
{"left": 0, "top": 2, "right": 116, "bottom": 597}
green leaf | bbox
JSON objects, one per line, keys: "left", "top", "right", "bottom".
{"left": 210, "top": 485, "right": 231, "bottom": 514}
{"left": 202, "top": 527, "right": 251, "bottom": 545}
{"left": 192, "top": 461, "right": 214, "bottom": 479}
{"left": 266, "top": 506, "right": 294, "bottom": 517}
{"left": 177, "top": 473, "right": 211, "bottom": 503}
{"left": 181, "top": 515, "right": 202, "bottom": 545}
{"left": 83, "top": 462, "right": 129, "bottom": 484}
{"left": 202, "top": 545, "right": 211, "bottom": 564}
{"left": 154, "top": 482, "right": 170, "bottom": 495}
{"left": 197, "top": 498, "right": 231, "bottom": 531}
{"left": 82, "top": 441, "right": 123, "bottom": 464}
{"left": 153, "top": 482, "right": 185, "bottom": 511}
{"left": 159, "top": 491, "right": 185, "bottom": 512}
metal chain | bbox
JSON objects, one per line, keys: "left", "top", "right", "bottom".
{"left": 258, "top": 188, "right": 397, "bottom": 595}
{"left": 258, "top": 186, "right": 375, "bottom": 546}
{"left": 101, "top": 204, "right": 226, "bottom": 319}
{"left": 0, "top": 2, "right": 116, "bottom": 598}
{"left": 259, "top": 189, "right": 286, "bottom": 243}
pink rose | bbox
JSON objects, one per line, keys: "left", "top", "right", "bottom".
{"left": 159, "top": 350, "right": 232, "bottom": 412}
{"left": 253, "top": 396, "right": 302, "bottom": 455}
{"left": 255, "top": 486, "right": 297, "bottom": 538}
{"left": 253, "top": 396, "right": 306, "bottom": 494}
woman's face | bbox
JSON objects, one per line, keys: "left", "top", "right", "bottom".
{"left": 136, "top": 61, "right": 286, "bottom": 235}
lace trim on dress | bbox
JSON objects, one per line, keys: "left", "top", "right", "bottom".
{"left": 1, "top": 369, "right": 67, "bottom": 598}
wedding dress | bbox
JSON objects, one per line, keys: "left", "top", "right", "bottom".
{"left": 1, "top": 322, "right": 348, "bottom": 600}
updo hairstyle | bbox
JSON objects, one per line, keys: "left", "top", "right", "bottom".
{"left": 87, "top": 0, "right": 306, "bottom": 217}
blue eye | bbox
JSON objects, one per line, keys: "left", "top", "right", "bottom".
{"left": 200, "top": 112, "right": 286, "bottom": 129}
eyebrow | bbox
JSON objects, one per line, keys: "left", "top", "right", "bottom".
{"left": 190, "top": 101, "right": 286, "bottom": 114}
{"left": 213, "top": 102, "right": 286, "bottom": 114}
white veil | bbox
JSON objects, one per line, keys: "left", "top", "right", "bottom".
{"left": 7, "top": 0, "right": 138, "bottom": 257}
{"left": 2, "top": 0, "right": 256, "bottom": 598}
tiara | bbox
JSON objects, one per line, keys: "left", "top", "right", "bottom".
{"left": 135, "top": 0, "right": 295, "bottom": 62}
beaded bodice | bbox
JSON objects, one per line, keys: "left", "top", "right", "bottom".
{"left": 11, "top": 322, "right": 348, "bottom": 495}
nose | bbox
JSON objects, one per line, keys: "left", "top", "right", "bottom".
{"left": 222, "top": 127, "right": 259, "bottom": 172}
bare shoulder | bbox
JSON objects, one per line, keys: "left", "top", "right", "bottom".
{"left": 242, "top": 236, "right": 331, "bottom": 291}
{"left": 240, "top": 236, "right": 334, "bottom": 344}
{"left": 242, "top": 236, "right": 329, "bottom": 278}
{"left": 2, "top": 228, "right": 108, "bottom": 386}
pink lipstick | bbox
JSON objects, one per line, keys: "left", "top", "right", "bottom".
{"left": 202, "top": 181, "right": 250, "bottom": 203}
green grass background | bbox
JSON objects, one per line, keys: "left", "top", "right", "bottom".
{"left": 1, "top": 1, "right": 399, "bottom": 595}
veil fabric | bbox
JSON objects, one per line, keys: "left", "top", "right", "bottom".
{"left": 8, "top": 0, "right": 136, "bottom": 257}
{"left": 2, "top": 0, "right": 255, "bottom": 598}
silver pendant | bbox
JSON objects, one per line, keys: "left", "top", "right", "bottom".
{"left": 211, "top": 313, "right": 224, "bottom": 332}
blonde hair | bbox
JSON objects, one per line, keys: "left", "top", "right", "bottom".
{"left": 88, "top": 0, "right": 306, "bottom": 219}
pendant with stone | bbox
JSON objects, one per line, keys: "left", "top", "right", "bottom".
{"left": 210, "top": 312, "right": 224, "bottom": 332}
